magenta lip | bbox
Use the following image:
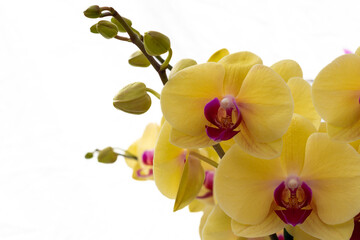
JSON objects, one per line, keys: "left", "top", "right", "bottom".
{"left": 136, "top": 168, "right": 153, "bottom": 178}
{"left": 204, "top": 97, "right": 242, "bottom": 141}
{"left": 274, "top": 181, "right": 312, "bottom": 226}
{"left": 142, "top": 150, "right": 154, "bottom": 166}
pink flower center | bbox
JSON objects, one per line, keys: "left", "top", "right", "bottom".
{"left": 204, "top": 96, "right": 242, "bottom": 141}
{"left": 142, "top": 150, "right": 154, "bottom": 166}
{"left": 274, "top": 176, "right": 312, "bottom": 226}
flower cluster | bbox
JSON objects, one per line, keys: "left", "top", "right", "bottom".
{"left": 84, "top": 5, "right": 360, "bottom": 240}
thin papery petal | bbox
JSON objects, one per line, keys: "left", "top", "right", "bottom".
{"left": 237, "top": 64, "right": 294, "bottom": 143}
{"left": 287, "top": 77, "right": 321, "bottom": 129}
{"left": 231, "top": 210, "right": 285, "bottom": 238}
{"left": 301, "top": 133, "right": 360, "bottom": 225}
{"left": 161, "top": 62, "right": 224, "bottom": 137}
{"left": 215, "top": 144, "right": 284, "bottom": 225}
{"left": 202, "top": 204, "right": 245, "bottom": 240}
{"left": 219, "top": 52, "right": 262, "bottom": 96}
{"left": 327, "top": 119, "right": 360, "bottom": 142}
{"left": 234, "top": 122, "right": 283, "bottom": 159}
{"left": 312, "top": 54, "right": 360, "bottom": 127}
{"left": 170, "top": 127, "right": 216, "bottom": 149}
{"left": 153, "top": 122, "right": 186, "bottom": 199}
{"left": 280, "top": 114, "right": 316, "bottom": 176}
{"left": 299, "top": 212, "right": 354, "bottom": 240}
{"left": 270, "top": 59, "right": 303, "bottom": 82}
{"left": 173, "top": 153, "right": 205, "bottom": 211}
{"left": 286, "top": 226, "right": 320, "bottom": 240}
{"left": 208, "top": 48, "right": 230, "bottom": 62}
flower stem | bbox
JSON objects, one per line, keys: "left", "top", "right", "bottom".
{"left": 146, "top": 88, "right": 161, "bottom": 99}
{"left": 212, "top": 143, "right": 225, "bottom": 158}
{"left": 190, "top": 151, "right": 218, "bottom": 168}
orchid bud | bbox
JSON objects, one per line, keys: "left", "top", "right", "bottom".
{"left": 96, "top": 20, "right": 118, "bottom": 39}
{"left": 85, "top": 152, "right": 94, "bottom": 159}
{"left": 111, "top": 17, "right": 132, "bottom": 33}
{"left": 90, "top": 24, "right": 99, "bottom": 34}
{"left": 128, "top": 51, "right": 151, "bottom": 67}
{"left": 84, "top": 5, "right": 101, "bottom": 19}
{"left": 144, "top": 31, "right": 171, "bottom": 56}
{"left": 113, "top": 82, "right": 151, "bottom": 114}
{"left": 98, "top": 147, "right": 118, "bottom": 163}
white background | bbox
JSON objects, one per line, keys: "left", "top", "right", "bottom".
{"left": 0, "top": 0, "right": 359, "bottom": 239}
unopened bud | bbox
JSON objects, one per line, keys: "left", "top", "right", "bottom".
{"left": 90, "top": 24, "right": 99, "bottom": 34}
{"left": 98, "top": 147, "right": 118, "bottom": 163}
{"left": 96, "top": 20, "right": 118, "bottom": 39}
{"left": 85, "top": 152, "right": 94, "bottom": 159}
{"left": 111, "top": 17, "right": 132, "bottom": 33}
{"left": 207, "top": 48, "right": 230, "bottom": 62}
{"left": 169, "top": 59, "right": 197, "bottom": 79}
{"left": 128, "top": 51, "right": 151, "bottom": 67}
{"left": 113, "top": 82, "right": 151, "bottom": 114}
{"left": 144, "top": 31, "right": 171, "bottom": 56}
{"left": 84, "top": 5, "right": 101, "bottom": 18}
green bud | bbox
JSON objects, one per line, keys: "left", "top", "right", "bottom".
{"left": 113, "top": 82, "right": 151, "bottom": 114}
{"left": 96, "top": 20, "right": 118, "bottom": 39}
{"left": 128, "top": 51, "right": 151, "bottom": 67}
{"left": 144, "top": 31, "right": 171, "bottom": 56}
{"left": 111, "top": 17, "right": 132, "bottom": 33}
{"left": 98, "top": 147, "right": 118, "bottom": 163}
{"left": 90, "top": 24, "right": 99, "bottom": 34}
{"left": 84, "top": 5, "right": 101, "bottom": 18}
{"left": 85, "top": 152, "right": 94, "bottom": 159}
{"left": 169, "top": 59, "right": 197, "bottom": 79}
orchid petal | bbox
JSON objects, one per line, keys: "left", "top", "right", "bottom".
{"left": 170, "top": 127, "right": 216, "bottom": 149}
{"left": 215, "top": 144, "right": 284, "bottom": 225}
{"left": 270, "top": 59, "right": 303, "bottom": 82}
{"left": 237, "top": 64, "right": 294, "bottom": 143}
{"left": 208, "top": 48, "right": 230, "bottom": 62}
{"left": 327, "top": 119, "right": 360, "bottom": 142}
{"left": 301, "top": 133, "right": 360, "bottom": 225}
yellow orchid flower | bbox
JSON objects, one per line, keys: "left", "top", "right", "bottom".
{"left": 312, "top": 53, "right": 360, "bottom": 142}
{"left": 161, "top": 51, "right": 294, "bottom": 159}
{"left": 154, "top": 121, "right": 225, "bottom": 211}
{"left": 124, "top": 123, "right": 160, "bottom": 180}
{"left": 270, "top": 59, "right": 303, "bottom": 83}
{"left": 214, "top": 114, "right": 360, "bottom": 239}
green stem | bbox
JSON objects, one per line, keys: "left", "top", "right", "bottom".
{"left": 190, "top": 151, "right": 218, "bottom": 168}
{"left": 269, "top": 233, "right": 279, "bottom": 240}
{"left": 114, "top": 35, "right": 131, "bottom": 42}
{"left": 160, "top": 48, "right": 172, "bottom": 71}
{"left": 155, "top": 56, "right": 173, "bottom": 70}
{"left": 116, "top": 152, "right": 138, "bottom": 160}
{"left": 103, "top": 7, "right": 168, "bottom": 85}
{"left": 146, "top": 88, "right": 160, "bottom": 99}
{"left": 212, "top": 143, "right": 225, "bottom": 158}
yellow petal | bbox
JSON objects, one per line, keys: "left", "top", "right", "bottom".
{"left": 125, "top": 139, "right": 139, "bottom": 169}
{"left": 214, "top": 144, "right": 284, "bottom": 225}
{"left": 301, "top": 133, "right": 360, "bottom": 225}
{"left": 208, "top": 48, "right": 230, "bottom": 62}
{"left": 153, "top": 121, "right": 186, "bottom": 199}
{"left": 200, "top": 206, "right": 214, "bottom": 239}
{"left": 231, "top": 210, "right": 285, "bottom": 238}
{"left": 327, "top": 119, "right": 360, "bottom": 142}
{"left": 170, "top": 127, "right": 216, "bottom": 149}
{"left": 270, "top": 59, "right": 303, "bottom": 82}
{"left": 286, "top": 226, "right": 320, "bottom": 240}
{"left": 312, "top": 54, "right": 360, "bottom": 127}
{"left": 173, "top": 152, "right": 205, "bottom": 211}
{"left": 318, "top": 122, "right": 327, "bottom": 133}
{"left": 280, "top": 114, "right": 316, "bottom": 176}
{"left": 202, "top": 204, "right": 245, "bottom": 240}
{"left": 219, "top": 51, "right": 263, "bottom": 96}
{"left": 234, "top": 123, "right": 283, "bottom": 159}
{"left": 237, "top": 64, "right": 294, "bottom": 143}
{"left": 137, "top": 123, "right": 160, "bottom": 168}
{"left": 287, "top": 77, "right": 321, "bottom": 129}
{"left": 188, "top": 199, "right": 205, "bottom": 212}
{"left": 161, "top": 62, "right": 224, "bottom": 137}
{"left": 299, "top": 212, "right": 354, "bottom": 240}
{"left": 356, "top": 46, "right": 360, "bottom": 56}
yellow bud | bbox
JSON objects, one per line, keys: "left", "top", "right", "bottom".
{"left": 96, "top": 20, "right": 118, "bottom": 39}
{"left": 128, "top": 51, "right": 151, "bottom": 67}
{"left": 144, "top": 31, "right": 171, "bottom": 56}
{"left": 98, "top": 147, "right": 117, "bottom": 163}
{"left": 111, "top": 17, "right": 132, "bottom": 33}
{"left": 169, "top": 59, "right": 197, "bottom": 79}
{"left": 356, "top": 46, "right": 360, "bottom": 57}
{"left": 113, "top": 82, "right": 151, "bottom": 114}
{"left": 84, "top": 5, "right": 101, "bottom": 18}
